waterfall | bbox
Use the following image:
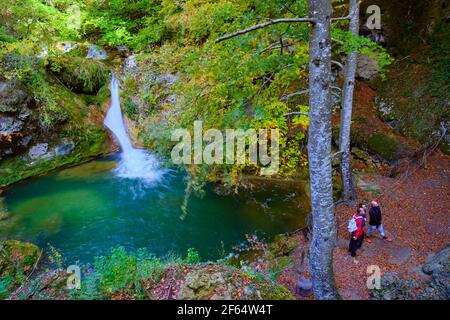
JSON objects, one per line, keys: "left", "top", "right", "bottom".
{"left": 104, "top": 75, "right": 165, "bottom": 182}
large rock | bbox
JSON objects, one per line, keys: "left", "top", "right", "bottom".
{"left": 420, "top": 246, "right": 450, "bottom": 299}
{"left": 356, "top": 54, "right": 380, "bottom": 81}
{"left": 0, "top": 79, "right": 38, "bottom": 160}
{"left": 153, "top": 265, "right": 294, "bottom": 300}
{"left": 369, "top": 272, "right": 418, "bottom": 300}
{"left": 422, "top": 245, "right": 450, "bottom": 276}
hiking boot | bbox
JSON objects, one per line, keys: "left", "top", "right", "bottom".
{"left": 383, "top": 236, "right": 393, "bottom": 242}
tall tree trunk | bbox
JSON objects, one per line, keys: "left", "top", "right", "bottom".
{"left": 339, "top": 0, "right": 360, "bottom": 202}
{"left": 307, "top": 0, "right": 340, "bottom": 299}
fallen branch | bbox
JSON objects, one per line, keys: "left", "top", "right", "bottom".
{"left": 216, "top": 18, "right": 316, "bottom": 42}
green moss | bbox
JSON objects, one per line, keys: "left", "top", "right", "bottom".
{"left": 0, "top": 127, "right": 107, "bottom": 188}
{"left": 268, "top": 234, "right": 297, "bottom": 258}
{"left": 48, "top": 56, "right": 109, "bottom": 94}
{"left": 366, "top": 134, "right": 399, "bottom": 161}
{"left": 259, "top": 283, "right": 295, "bottom": 300}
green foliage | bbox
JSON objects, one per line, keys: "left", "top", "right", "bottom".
{"left": 186, "top": 248, "right": 200, "bottom": 264}
{"left": 47, "top": 245, "right": 65, "bottom": 270}
{"left": 0, "top": 275, "right": 14, "bottom": 299}
{"left": 332, "top": 28, "right": 393, "bottom": 78}
{"left": 83, "top": 0, "right": 165, "bottom": 49}
{"left": 71, "top": 246, "right": 169, "bottom": 299}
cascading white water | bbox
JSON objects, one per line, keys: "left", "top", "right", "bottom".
{"left": 104, "top": 75, "right": 165, "bottom": 182}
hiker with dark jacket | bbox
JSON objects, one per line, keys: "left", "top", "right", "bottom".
{"left": 348, "top": 208, "right": 365, "bottom": 258}
{"left": 366, "top": 201, "right": 392, "bottom": 243}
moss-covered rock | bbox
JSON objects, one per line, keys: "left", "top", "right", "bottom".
{"left": 268, "top": 234, "right": 298, "bottom": 258}
{"left": 366, "top": 134, "right": 400, "bottom": 161}
{"left": 48, "top": 56, "right": 109, "bottom": 94}
{"left": 171, "top": 264, "right": 294, "bottom": 300}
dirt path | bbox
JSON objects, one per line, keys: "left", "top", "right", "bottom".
{"left": 279, "top": 152, "right": 450, "bottom": 299}
{"left": 334, "top": 152, "right": 450, "bottom": 299}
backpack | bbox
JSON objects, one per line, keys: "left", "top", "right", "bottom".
{"left": 347, "top": 215, "right": 360, "bottom": 233}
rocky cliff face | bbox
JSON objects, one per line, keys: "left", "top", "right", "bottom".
{"left": 360, "top": 0, "right": 449, "bottom": 153}
{"left": 0, "top": 71, "right": 112, "bottom": 187}
{"left": 0, "top": 79, "right": 39, "bottom": 161}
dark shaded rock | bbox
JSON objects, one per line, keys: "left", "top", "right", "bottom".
{"left": 28, "top": 143, "right": 50, "bottom": 160}
{"left": 0, "top": 79, "right": 34, "bottom": 113}
{"left": 369, "top": 272, "right": 418, "bottom": 300}
{"left": 422, "top": 245, "right": 450, "bottom": 276}
{"left": 54, "top": 140, "right": 75, "bottom": 156}
{"left": 0, "top": 79, "right": 38, "bottom": 160}
{"left": 295, "top": 277, "right": 313, "bottom": 297}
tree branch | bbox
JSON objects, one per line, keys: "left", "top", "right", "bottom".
{"left": 279, "top": 89, "right": 309, "bottom": 101}
{"left": 283, "top": 111, "right": 309, "bottom": 117}
{"left": 216, "top": 18, "right": 316, "bottom": 42}
{"left": 331, "top": 15, "right": 351, "bottom": 21}
{"left": 331, "top": 60, "right": 344, "bottom": 70}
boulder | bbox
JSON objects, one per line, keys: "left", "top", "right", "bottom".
{"left": 177, "top": 269, "right": 233, "bottom": 300}
{"left": 422, "top": 245, "right": 450, "bottom": 276}
{"left": 0, "top": 79, "right": 34, "bottom": 113}
{"left": 356, "top": 54, "right": 380, "bottom": 81}
{"left": 28, "top": 143, "right": 49, "bottom": 160}
{"left": 54, "top": 139, "right": 75, "bottom": 157}
{"left": 170, "top": 265, "right": 294, "bottom": 300}
{"left": 369, "top": 272, "right": 418, "bottom": 300}
{"left": 295, "top": 277, "right": 313, "bottom": 297}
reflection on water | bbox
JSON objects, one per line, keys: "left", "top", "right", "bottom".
{"left": 1, "top": 155, "right": 308, "bottom": 263}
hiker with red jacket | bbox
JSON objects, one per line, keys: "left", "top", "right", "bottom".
{"left": 366, "top": 201, "right": 392, "bottom": 243}
{"left": 348, "top": 207, "right": 365, "bottom": 257}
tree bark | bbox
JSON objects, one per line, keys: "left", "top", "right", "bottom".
{"left": 307, "top": 0, "right": 340, "bottom": 299}
{"left": 339, "top": 0, "right": 360, "bottom": 202}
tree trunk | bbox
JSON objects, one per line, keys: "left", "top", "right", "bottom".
{"left": 339, "top": 0, "right": 360, "bottom": 202}
{"left": 307, "top": 0, "right": 340, "bottom": 300}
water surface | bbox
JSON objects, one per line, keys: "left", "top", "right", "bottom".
{"left": 0, "top": 155, "right": 308, "bottom": 263}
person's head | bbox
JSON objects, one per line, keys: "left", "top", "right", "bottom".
{"left": 356, "top": 207, "right": 364, "bottom": 215}
{"left": 358, "top": 203, "right": 367, "bottom": 213}
{"left": 371, "top": 201, "right": 379, "bottom": 207}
